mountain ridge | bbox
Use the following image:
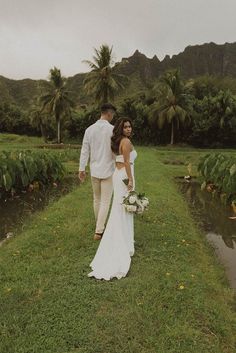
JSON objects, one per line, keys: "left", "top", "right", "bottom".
{"left": 1, "top": 41, "right": 236, "bottom": 108}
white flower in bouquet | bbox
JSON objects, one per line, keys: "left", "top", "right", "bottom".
{"left": 136, "top": 204, "right": 145, "bottom": 214}
{"left": 141, "top": 197, "right": 149, "bottom": 207}
{"left": 122, "top": 190, "right": 149, "bottom": 214}
{"left": 126, "top": 205, "right": 137, "bottom": 212}
{"left": 129, "top": 195, "right": 137, "bottom": 204}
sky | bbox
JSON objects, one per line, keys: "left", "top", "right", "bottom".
{"left": 0, "top": 0, "right": 235, "bottom": 80}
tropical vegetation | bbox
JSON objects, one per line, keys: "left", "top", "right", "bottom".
{"left": 83, "top": 44, "right": 127, "bottom": 104}
{"left": 40, "top": 67, "right": 74, "bottom": 143}
{"left": 148, "top": 69, "right": 192, "bottom": 144}
{"left": 0, "top": 150, "right": 65, "bottom": 197}
{"left": 198, "top": 153, "right": 236, "bottom": 202}
{"left": 0, "top": 45, "right": 236, "bottom": 147}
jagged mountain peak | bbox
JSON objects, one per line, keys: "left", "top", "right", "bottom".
{"left": 1, "top": 41, "right": 236, "bottom": 108}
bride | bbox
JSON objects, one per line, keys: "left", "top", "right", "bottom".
{"left": 88, "top": 117, "right": 137, "bottom": 280}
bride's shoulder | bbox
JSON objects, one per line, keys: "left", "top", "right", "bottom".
{"left": 120, "top": 137, "right": 131, "bottom": 146}
{"left": 119, "top": 138, "right": 132, "bottom": 154}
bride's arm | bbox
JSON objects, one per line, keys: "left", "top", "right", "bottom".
{"left": 121, "top": 138, "right": 133, "bottom": 191}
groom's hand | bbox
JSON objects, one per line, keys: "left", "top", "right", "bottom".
{"left": 78, "top": 171, "right": 86, "bottom": 182}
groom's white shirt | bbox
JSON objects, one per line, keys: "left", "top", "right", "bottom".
{"left": 79, "top": 119, "right": 115, "bottom": 178}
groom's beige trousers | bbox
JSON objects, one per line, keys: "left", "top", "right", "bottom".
{"left": 91, "top": 175, "right": 113, "bottom": 234}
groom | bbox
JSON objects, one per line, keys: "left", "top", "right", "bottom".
{"left": 78, "top": 103, "right": 116, "bottom": 240}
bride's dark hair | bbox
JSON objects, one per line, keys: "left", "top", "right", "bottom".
{"left": 111, "top": 117, "right": 133, "bottom": 155}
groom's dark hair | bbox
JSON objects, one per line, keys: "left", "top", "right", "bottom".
{"left": 101, "top": 103, "right": 117, "bottom": 113}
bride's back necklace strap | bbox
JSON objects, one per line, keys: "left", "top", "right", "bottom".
{"left": 118, "top": 137, "right": 133, "bottom": 155}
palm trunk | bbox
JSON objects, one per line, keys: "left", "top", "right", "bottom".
{"left": 57, "top": 120, "right": 61, "bottom": 144}
{"left": 40, "top": 124, "right": 47, "bottom": 142}
{"left": 103, "top": 87, "right": 108, "bottom": 104}
{"left": 170, "top": 120, "right": 174, "bottom": 145}
{"left": 56, "top": 113, "right": 61, "bottom": 144}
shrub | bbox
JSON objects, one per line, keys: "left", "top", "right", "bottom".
{"left": 0, "top": 150, "right": 66, "bottom": 197}
{"left": 198, "top": 153, "right": 236, "bottom": 202}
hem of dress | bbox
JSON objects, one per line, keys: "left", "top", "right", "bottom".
{"left": 88, "top": 262, "right": 129, "bottom": 280}
{"left": 88, "top": 270, "right": 128, "bottom": 281}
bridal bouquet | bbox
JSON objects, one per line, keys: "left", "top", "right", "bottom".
{"left": 122, "top": 190, "right": 149, "bottom": 214}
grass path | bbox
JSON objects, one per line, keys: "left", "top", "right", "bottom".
{"left": 0, "top": 147, "right": 236, "bottom": 353}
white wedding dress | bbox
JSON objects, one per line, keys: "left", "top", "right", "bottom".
{"left": 88, "top": 150, "right": 137, "bottom": 280}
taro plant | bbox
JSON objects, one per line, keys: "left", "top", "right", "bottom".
{"left": 198, "top": 153, "right": 236, "bottom": 202}
{"left": 0, "top": 150, "right": 66, "bottom": 197}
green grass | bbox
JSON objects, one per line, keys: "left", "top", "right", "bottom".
{"left": 0, "top": 133, "right": 44, "bottom": 150}
{"left": 0, "top": 133, "right": 81, "bottom": 169}
{"left": 0, "top": 146, "right": 235, "bottom": 353}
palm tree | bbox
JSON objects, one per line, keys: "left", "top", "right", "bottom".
{"left": 83, "top": 44, "right": 127, "bottom": 104}
{"left": 29, "top": 104, "right": 49, "bottom": 142}
{"left": 40, "top": 67, "right": 74, "bottom": 143}
{"left": 213, "top": 90, "right": 235, "bottom": 128}
{"left": 149, "top": 69, "right": 191, "bottom": 145}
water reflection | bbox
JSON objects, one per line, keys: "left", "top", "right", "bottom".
{"left": 0, "top": 176, "right": 80, "bottom": 243}
{"left": 178, "top": 179, "right": 236, "bottom": 289}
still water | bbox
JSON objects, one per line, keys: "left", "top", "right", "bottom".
{"left": 178, "top": 179, "right": 236, "bottom": 289}
{"left": 0, "top": 176, "right": 80, "bottom": 244}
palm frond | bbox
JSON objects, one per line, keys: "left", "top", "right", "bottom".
{"left": 83, "top": 44, "right": 126, "bottom": 102}
{"left": 166, "top": 106, "right": 176, "bottom": 124}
